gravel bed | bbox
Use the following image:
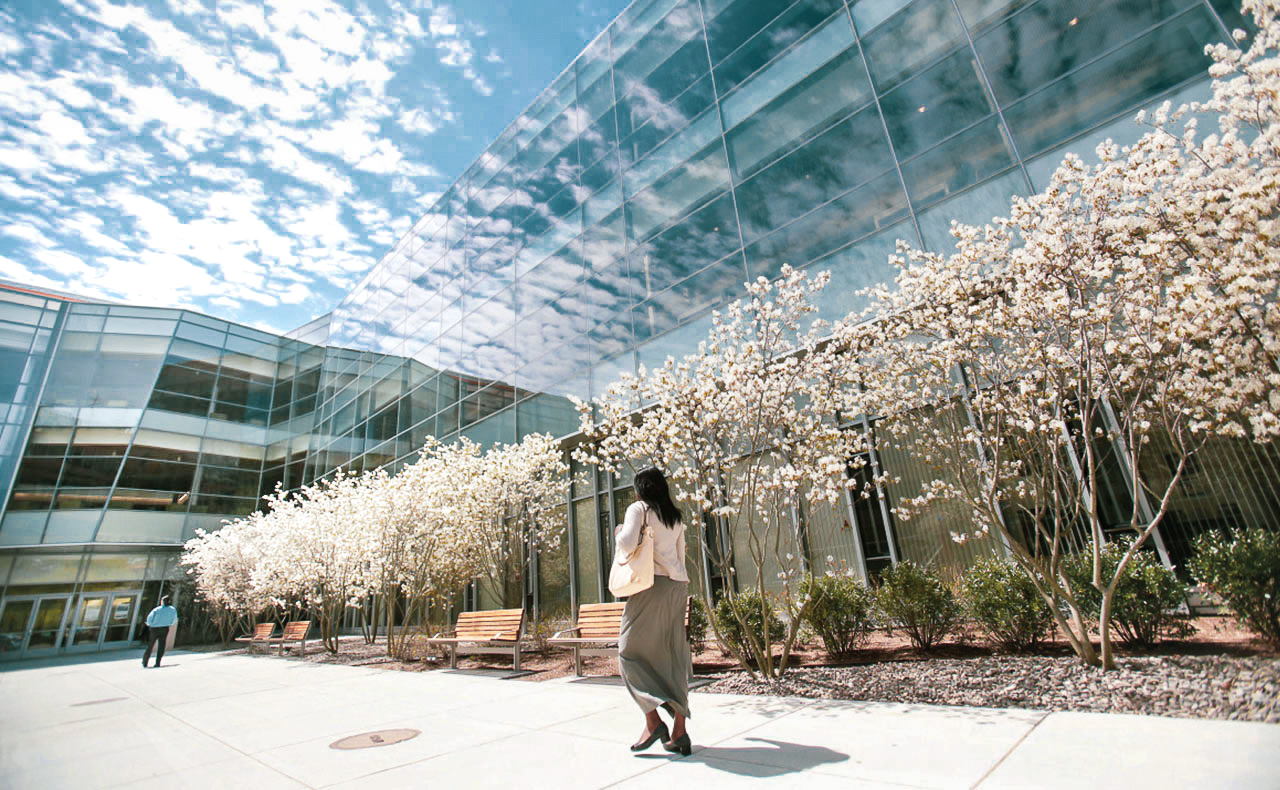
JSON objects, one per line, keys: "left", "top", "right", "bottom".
{"left": 703, "top": 655, "right": 1280, "bottom": 723}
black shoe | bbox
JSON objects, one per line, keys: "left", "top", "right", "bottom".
{"left": 630, "top": 721, "right": 669, "bottom": 752}
{"left": 662, "top": 733, "right": 692, "bottom": 756}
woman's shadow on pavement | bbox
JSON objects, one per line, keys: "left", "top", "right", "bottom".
{"left": 638, "top": 737, "right": 849, "bottom": 776}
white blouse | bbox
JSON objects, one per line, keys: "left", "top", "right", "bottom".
{"left": 616, "top": 500, "right": 689, "bottom": 582}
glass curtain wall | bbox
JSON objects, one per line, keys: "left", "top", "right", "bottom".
{"left": 293, "top": 0, "right": 1245, "bottom": 603}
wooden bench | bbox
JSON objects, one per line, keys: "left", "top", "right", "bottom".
{"left": 266, "top": 620, "right": 310, "bottom": 656}
{"left": 233, "top": 622, "right": 275, "bottom": 653}
{"left": 550, "top": 599, "right": 692, "bottom": 676}
{"left": 426, "top": 608, "right": 527, "bottom": 670}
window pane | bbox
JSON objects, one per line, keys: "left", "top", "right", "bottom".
{"left": 153, "top": 364, "right": 216, "bottom": 399}
{"left": 806, "top": 220, "right": 912, "bottom": 321}
{"left": 712, "top": 0, "right": 846, "bottom": 93}
{"left": 58, "top": 457, "right": 122, "bottom": 487}
{"left": 725, "top": 47, "right": 872, "bottom": 180}
{"left": 915, "top": 167, "right": 1028, "bottom": 252}
{"left": 618, "top": 75, "right": 718, "bottom": 166}
{"left": 518, "top": 393, "right": 580, "bottom": 439}
{"left": 898, "top": 115, "right": 1017, "bottom": 209}
{"left": 879, "top": 48, "right": 996, "bottom": 160}
{"left": 626, "top": 141, "right": 731, "bottom": 243}
{"left": 1001, "top": 8, "right": 1220, "bottom": 157}
{"left": 632, "top": 256, "right": 745, "bottom": 344}
{"left": 196, "top": 466, "right": 261, "bottom": 498}
{"left": 623, "top": 109, "right": 721, "bottom": 201}
{"left": 117, "top": 458, "right": 196, "bottom": 492}
{"left": 614, "top": 0, "right": 708, "bottom": 103}
{"left": 629, "top": 193, "right": 741, "bottom": 301}
{"left": 719, "top": 11, "right": 855, "bottom": 129}
{"left": 745, "top": 169, "right": 910, "bottom": 279}
{"left": 736, "top": 103, "right": 895, "bottom": 242}
{"left": 147, "top": 391, "right": 210, "bottom": 418}
{"left": 574, "top": 497, "right": 600, "bottom": 604}
{"left": 976, "top": 0, "right": 1199, "bottom": 105}
{"left": 859, "top": 0, "right": 967, "bottom": 91}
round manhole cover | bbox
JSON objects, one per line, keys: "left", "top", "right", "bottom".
{"left": 329, "top": 729, "right": 420, "bottom": 750}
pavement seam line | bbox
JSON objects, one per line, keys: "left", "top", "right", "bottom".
{"left": 967, "top": 710, "right": 1051, "bottom": 790}
{"left": 92, "top": 669, "right": 318, "bottom": 790}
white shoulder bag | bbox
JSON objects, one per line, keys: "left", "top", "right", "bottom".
{"left": 608, "top": 505, "right": 655, "bottom": 597}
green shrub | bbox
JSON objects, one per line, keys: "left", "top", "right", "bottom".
{"left": 686, "top": 596, "right": 710, "bottom": 654}
{"left": 714, "top": 587, "right": 785, "bottom": 661}
{"left": 959, "top": 556, "right": 1055, "bottom": 652}
{"left": 874, "top": 561, "right": 960, "bottom": 650}
{"left": 800, "top": 571, "right": 876, "bottom": 659}
{"left": 1189, "top": 527, "right": 1280, "bottom": 647}
{"left": 1062, "top": 540, "right": 1189, "bottom": 648}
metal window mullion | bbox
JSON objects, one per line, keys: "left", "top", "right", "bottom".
{"left": 955, "top": 364, "right": 1014, "bottom": 559}
{"left": 6, "top": 302, "right": 68, "bottom": 530}
{"left": 605, "top": 26, "right": 641, "bottom": 384}
{"left": 565, "top": 453, "right": 579, "bottom": 614}
{"left": 694, "top": 0, "right": 752, "bottom": 286}
{"left": 839, "top": 482, "right": 871, "bottom": 584}
{"left": 843, "top": 1, "right": 925, "bottom": 248}
{"left": 1098, "top": 399, "right": 1173, "bottom": 568}
{"left": 947, "top": 0, "right": 1034, "bottom": 193}
{"left": 860, "top": 414, "right": 901, "bottom": 564}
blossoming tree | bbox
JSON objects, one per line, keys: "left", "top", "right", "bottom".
{"left": 373, "top": 438, "right": 494, "bottom": 658}
{"left": 250, "top": 470, "right": 385, "bottom": 653}
{"left": 574, "top": 267, "right": 857, "bottom": 679}
{"left": 837, "top": 0, "right": 1280, "bottom": 670}
{"left": 180, "top": 512, "right": 273, "bottom": 644}
{"left": 472, "top": 433, "right": 572, "bottom": 610}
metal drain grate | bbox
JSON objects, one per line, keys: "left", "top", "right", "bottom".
{"left": 329, "top": 729, "right": 420, "bottom": 750}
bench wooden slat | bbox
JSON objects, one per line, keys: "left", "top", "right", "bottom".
{"left": 550, "top": 599, "right": 692, "bottom": 676}
{"left": 426, "top": 608, "right": 528, "bottom": 670}
{"left": 234, "top": 622, "right": 275, "bottom": 644}
{"left": 264, "top": 620, "right": 310, "bottom": 657}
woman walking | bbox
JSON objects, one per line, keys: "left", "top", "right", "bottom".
{"left": 616, "top": 467, "right": 692, "bottom": 756}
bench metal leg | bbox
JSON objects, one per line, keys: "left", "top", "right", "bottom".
{"left": 449, "top": 645, "right": 457, "bottom": 669}
{"left": 513, "top": 646, "right": 520, "bottom": 672}
{"left": 574, "top": 647, "right": 583, "bottom": 677}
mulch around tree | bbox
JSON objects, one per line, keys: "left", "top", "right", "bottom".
{"left": 194, "top": 617, "right": 1277, "bottom": 722}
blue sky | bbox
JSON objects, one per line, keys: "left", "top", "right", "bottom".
{"left": 0, "top": 0, "right": 630, "bottom": 333}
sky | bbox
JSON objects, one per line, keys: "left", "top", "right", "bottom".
{"left": 0, "top": 0, "right": 631, "bottom": 334}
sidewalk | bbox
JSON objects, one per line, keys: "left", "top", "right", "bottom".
{"left": 1, "top": 649, "right": 1276, "bottom": 789}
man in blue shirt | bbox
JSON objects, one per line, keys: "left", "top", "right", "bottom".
{"left": 142, "top": 595, "right": 178, "bottom": 668}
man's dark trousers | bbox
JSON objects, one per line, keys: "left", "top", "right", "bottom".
{"left": 143, "top": 626, "right": 169, "bottom": 667}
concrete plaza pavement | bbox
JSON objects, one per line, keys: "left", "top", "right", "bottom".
{"left": 2, "top": 649, "right": 1277, "bottom": 789}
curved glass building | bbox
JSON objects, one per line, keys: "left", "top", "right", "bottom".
{"left": 2, "top": 0, "right": 1275, "bottom": 657}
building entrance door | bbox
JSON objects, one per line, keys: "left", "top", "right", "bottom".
{"left": 0, "top": 596, "right": 71, "bottom": 659}
{"left": 68, "top": 592, "right": 140, "bottom": 651}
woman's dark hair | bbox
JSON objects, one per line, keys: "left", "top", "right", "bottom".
{"left": 634, "top": 467, "right": 682, "bottom": 528}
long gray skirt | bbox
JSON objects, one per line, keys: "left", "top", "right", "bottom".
{"left": 618, "top": 575, "right": 692, "bottom": 719}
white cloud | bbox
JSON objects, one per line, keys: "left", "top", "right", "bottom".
{"left": 0, "top": 0, "right": 491, "bottom": 332}
{"left": 0, "top": 28, "right": 21, "bottom": 56}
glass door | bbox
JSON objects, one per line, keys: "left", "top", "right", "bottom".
{"left": 25, "top": 597, "right": 69, "bottom": 656}
{"left": 68, "top": 592, "right": 142, "bottom": 651}
{"left": 0, "top": 599, "right": 34, "bottom": 658}
{"left": 68, "top": 595, "right": 108, "bottom": 650}
{"left": 102, "top": 594, "right": 137, "bottom": 645}
{"left": 0, "top": 596, "right": 70, "bottom": 659}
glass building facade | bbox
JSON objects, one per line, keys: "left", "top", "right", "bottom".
{"left": 3, "top": 0, "right": 1276, "bottom": 656}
